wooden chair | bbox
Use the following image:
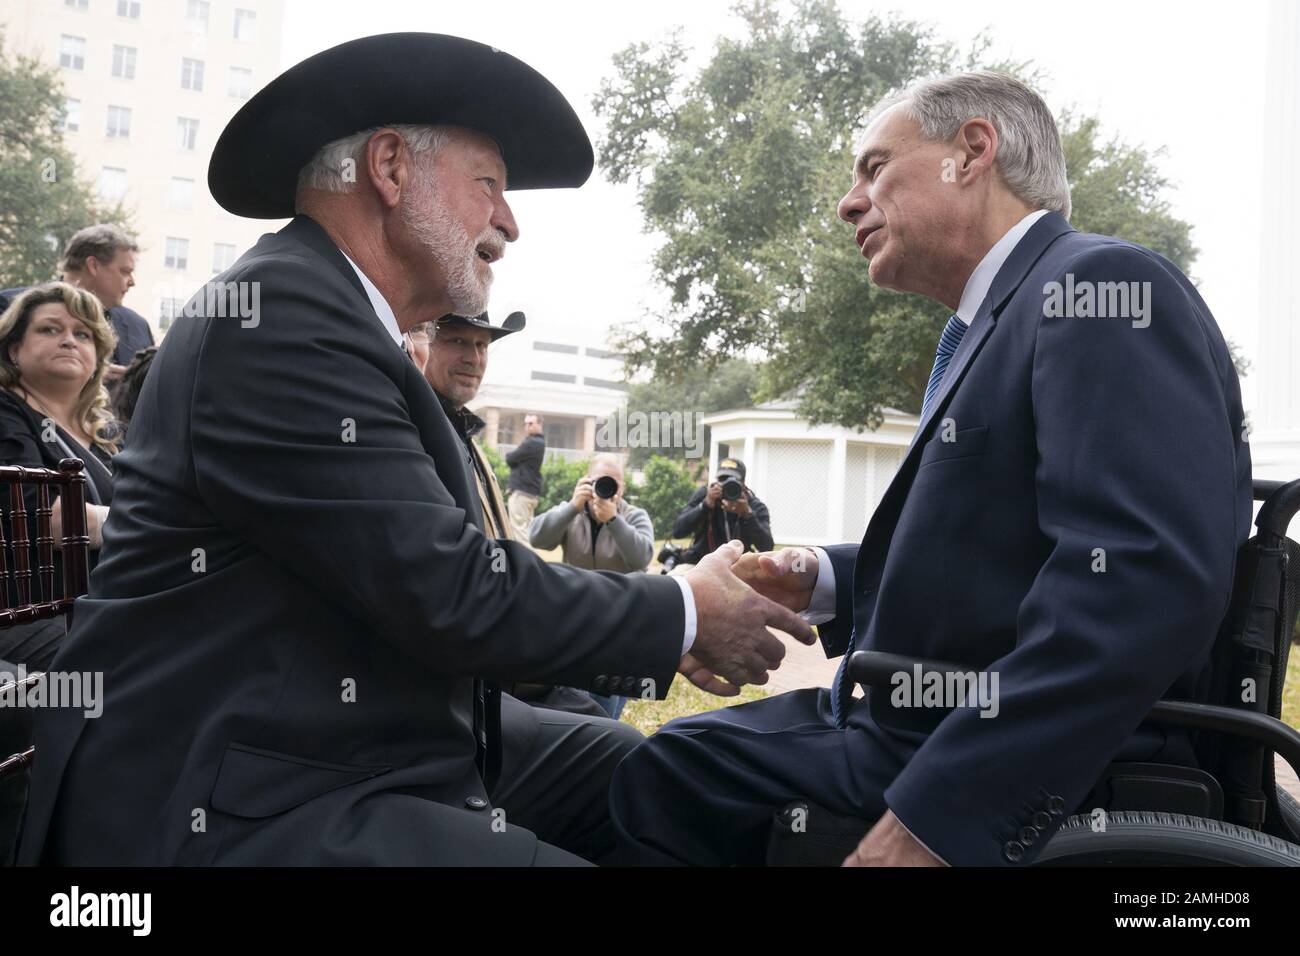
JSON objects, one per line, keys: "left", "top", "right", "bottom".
{"left": 0, "top": 458, "right": 92, "bottom": 864}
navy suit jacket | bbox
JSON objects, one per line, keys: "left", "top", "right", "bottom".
{"left": 819, "top": 212, "right": 1251, "bottom": 866}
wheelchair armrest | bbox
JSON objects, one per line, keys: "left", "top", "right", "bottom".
{"left": 845, "top": 650, "right": 1300, "bottom": 783}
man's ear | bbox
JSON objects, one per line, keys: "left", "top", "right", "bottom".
{"left": 83, "top": 256, "right": 101, "bottom": 278}
{"left": 954, "top": 117, "right": 999, "bottom": 183}
{"left": 364, "top": 129, "right": 409, "bottom": 210}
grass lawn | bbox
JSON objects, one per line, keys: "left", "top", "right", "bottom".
{"left": 1283, "top": 650, "right": 1300, "bottom": 732}
{"left": 621, "top": 680, "right": 769, "bottom": 736}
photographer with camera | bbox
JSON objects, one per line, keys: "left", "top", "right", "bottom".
{"left": 530, "top": 454, "right": 655, "bottom": 718}
{"left": 671, "top": 458, "right": 773, "bottom": 567}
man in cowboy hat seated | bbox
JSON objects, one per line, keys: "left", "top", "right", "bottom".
{"left": 17, "top": 33, "right": 812, "bottom": 867}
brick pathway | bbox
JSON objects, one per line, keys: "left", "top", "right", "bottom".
{"left": 763, "top": 629, "right": 1300, "bottom": 803}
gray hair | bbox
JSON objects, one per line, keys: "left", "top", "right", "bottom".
{"left": 295, "top": 124, "right": 454, "bottom": 195}
{"left": 61, "top": 224, "right": 138, "bottom": 272}
{"left": 867, "top": 71, "right": 1071, "bottom": 219}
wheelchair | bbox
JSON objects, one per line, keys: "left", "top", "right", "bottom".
{"left": 768, "top": 477, "right": 1300, "bottom": 865}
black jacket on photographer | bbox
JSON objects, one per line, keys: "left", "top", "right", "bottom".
{"left": 672, "top": 484, "right": 773, "bottom": 565}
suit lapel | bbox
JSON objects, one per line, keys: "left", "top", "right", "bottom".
{"left": 853, "top": 212, "right": 1077, "bottom": 591}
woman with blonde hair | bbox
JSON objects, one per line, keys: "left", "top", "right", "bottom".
{"left": 0, "top": 282, "right": 120, "bottom": 669}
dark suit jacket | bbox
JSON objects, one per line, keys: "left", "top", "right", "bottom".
{"left": 18, "top": 216, "right": 683, "bottom": 865}
{"left": 818, "top": 212, "right": 1251, "bottom": 866}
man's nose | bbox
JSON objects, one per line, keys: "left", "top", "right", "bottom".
{"left": 837, "top": 184, "right": 868, "bottom": 225}
{"left": 493, "top": 197, "right": 519, "bottom": 243}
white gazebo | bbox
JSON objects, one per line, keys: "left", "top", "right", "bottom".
{"left": 703, "top": 400, "right": 919, "bottom": 547}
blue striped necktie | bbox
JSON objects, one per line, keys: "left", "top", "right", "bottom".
{"left": 829, "top": 314, "right": 967, "bottom": 728}
{"left": 920, "top": 315, "right": 967, "bottom": 422}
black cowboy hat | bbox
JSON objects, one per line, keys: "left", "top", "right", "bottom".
{"left": 436, "top": 310, "right": 525, "bottom": 342}
{"left": 208, "top": 33, "right": 594, "bottom": 219}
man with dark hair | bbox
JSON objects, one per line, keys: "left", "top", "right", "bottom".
{"left": 506, "top": 412, "right": 546, "bottom": 541}
{"left": 1, "top": 224, "right": 154, "bottom": 383}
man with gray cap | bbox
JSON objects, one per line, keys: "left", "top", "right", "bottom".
{"left": 18, "top": 33, "right": 812, "bottom": 867}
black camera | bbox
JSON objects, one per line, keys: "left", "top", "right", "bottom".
{"left": 721, "top": 478, "right": 744, "bottom": 501}
{"left": 657, "top": 542, "right": 685, "bottom": 574}
{"left": 593, "top": 475, "right": 619, "bottom": 499}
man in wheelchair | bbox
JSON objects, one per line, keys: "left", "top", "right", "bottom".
{"left": 606, "top": 71, "right": 1299, "bottom": 866}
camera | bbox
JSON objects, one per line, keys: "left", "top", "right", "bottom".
{"left": 657, "top": 542, "right": 685, "bottom": 574}
{"left": 593, "top": 475, "right": 619, "bottom": 499}
{"left": 721, "top": 478, "right": 744, "bottom": 501}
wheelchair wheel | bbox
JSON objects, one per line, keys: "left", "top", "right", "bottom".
{"left": 1034, "top": 811, "right": 1300, "bottom": 865}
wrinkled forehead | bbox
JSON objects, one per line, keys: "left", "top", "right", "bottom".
{"left": 440, "top": 126, "right": 509, "bottom": 184}
{"left": 852, "top": 102, "right": 921, "bottom": 172}
{"left": 590, "top": 457, "right": 623, "bottom": 480}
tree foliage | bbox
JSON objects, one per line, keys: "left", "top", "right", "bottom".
{"left": 0, "top": 31, "right": 130, "bottom": 287}
{"left": 593, "top": 0, "right": 1200, "bottom": 428}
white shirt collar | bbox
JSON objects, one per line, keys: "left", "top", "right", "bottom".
{"left": 955, "top": 209, "right": 1050, "bottom": 325}
{"left": 339, "top": 250, "right": 405, "bottom": 349}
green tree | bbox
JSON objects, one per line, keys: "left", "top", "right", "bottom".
{"left": 608, "top": 357, "right": 760, "bottom": 467}
{"left": 594, "top": 0, "right": 1200, "bottom": 428}
{"left": 0, "top": 31, "right": 130, "bottom": 286}
{"left": 629, "top": 455, "right": 699, "bottom": 541}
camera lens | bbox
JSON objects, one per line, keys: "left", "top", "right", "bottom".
{"left": 593, "top": 475, "right": 619, "bottom": 499}
{"left": 722, "top": 478, "right": 743, "bottom": 500}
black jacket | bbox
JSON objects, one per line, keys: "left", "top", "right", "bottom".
{"left": 505, "top": 433, "right": 545, "bottom": 495}
{"left": 672, "top": 485, "right": 773, "bottom": 565}
{"left": 18, "top": 215, "right": 683, "bottom": 865}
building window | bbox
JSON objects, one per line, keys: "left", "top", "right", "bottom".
{"left": 98, "top": 167, "right": 128, "bottom": 202}
{"left": 60, "top": 98, "right": 81, "bottom": 133}
{"left": 531, "top": 371, "right": 577, "bottom": 384}
{"left": 227, "top": 66, "right": 252, "bottom": 99}
{"left": 117, "top": 0, "right": 141, "bottom": 18}
{"left": 213, "top": 243, "right": 237, "bottom": 273}
{"left": 582, "top": 377, "right": 629, "bottom": 392}
{"left": 112, "top": 45, "right": 137, "bottom": 80}
{"left": 164, "top": 238, "right": 189, "bottom": 271}
{"left": 168, "top": 177, "right": 194, "bottom": 211}
{"left": 534, "top": 341, "right": 579, "bottom": 354}
{"left": 59, "top": 35, "right": 86, "bottom": 71}
{"left": 106, "top": 105, "right": 132, "bottom": 139}
{"left": 186, "top": 0, "right": 210, "bottom": 34}
{"left": 181, "top": 58, "right": 205, "bottom": 92}
{"left": 176, "top": 117, "right": 199, "bottom": 151}
{"left": 159, "top": 298, "right": 183, "bottom": 332}
{"left": 585, "top": 346, "right": 620, "bottom": 359}
{"left": 233, "top": 8, "right": 257, "bottom": 41}
{"left": 65, "top": 0, "right": 88, "bottom": 10}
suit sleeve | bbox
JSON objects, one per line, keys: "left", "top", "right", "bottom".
{"left": 883, "top": 245, "right": 1244, "bottom": 865}
{"left": 813, "top": 543, "right": 860, "bottom": 657}
{"left": 188, "top": 258, "right": 683, "bottom": 697}
{"left": 740, "top": 494, "right": 774, "bottom": 553}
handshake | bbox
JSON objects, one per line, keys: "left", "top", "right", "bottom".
{"left": 676, "top": 542, "right": 822, "bottom": 696}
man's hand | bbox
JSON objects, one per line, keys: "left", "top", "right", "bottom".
{"left": 589, "top": 495, "right": 616, "bottom": 524}
{"left": 720, "top": 494, "right": 752, "bottom": 517}
{"left": 569, "top": 477, "right": 594, "bottom": 511}
{"left": 842, "top": 810, "right": 948, "bottom": 867}
{"left": 704, "top": 482, "right": 723, "bottom": 509}
{"left": 683, "top": 540, "right": 816, "bottom": 688}
{"left": 677, "top": 652, "right": 739, "bottom": 697}
{"left": 732, "top": 547, "right": 819, "bottom": 614}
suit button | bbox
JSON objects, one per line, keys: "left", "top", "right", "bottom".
{"left": 1003, "top": 840, "right": 1025, "bottom": 863}
{"left": 1047, "top": 795, "right": 1066, "bottom": 815}
{"left": 1033, "top": 811, "right": 1052, "bottom": 829}
{"left": 464, "top": 796, "right": 488, "bottom": 811}
{"left": 609, "top": 676, "right": 621, "bottom": 693}
{"left": 621, "top": 676, "right": 637, "bottom": 694}
{"left": 1019, "top": 826, "right": 1038, "bottom": 846}
{"left": 594, "top": 675, "right": 608, "bottom": 692}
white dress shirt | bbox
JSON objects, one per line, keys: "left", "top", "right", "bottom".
{"left": 338, "top": 249, "right": 698, "bottom": 653}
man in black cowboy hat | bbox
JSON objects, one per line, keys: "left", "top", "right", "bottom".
{"left": 18, "top": 33, "right": 812, "bottom": 867}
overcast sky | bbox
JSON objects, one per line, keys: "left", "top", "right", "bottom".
{"left": 279, "top": 0, "right": 1275, "bottom": 400}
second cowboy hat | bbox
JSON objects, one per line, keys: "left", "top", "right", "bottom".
{"left": 436, "top": 310, "right": 526, "bottom": 342}
{"left": 208, "top": 32, "right": 594, "bottom": 219}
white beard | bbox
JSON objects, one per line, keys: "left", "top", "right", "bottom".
{"left": 402, "top": 180, "right": 492, "bottom": 316}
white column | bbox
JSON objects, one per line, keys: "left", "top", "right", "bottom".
{"left": 1254, "top": 0, "right": 1300, "bottom": 477}
{"left": 828, "top": 435, "right": 847, "bottom": 544}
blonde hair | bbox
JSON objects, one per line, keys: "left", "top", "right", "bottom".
{"left": 0, "top": 282, "right": 120, "bottom": 453}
